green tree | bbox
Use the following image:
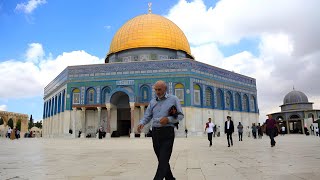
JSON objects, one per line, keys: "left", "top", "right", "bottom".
{"left": 16, "top": 119, "right": 21, "bottom": 131}
{"left": 28, "top": 115, "right": 34, "bottom": 130}
{"left": 35, "top": 120, "right": 42, "bottom": 129}
{"left": 8, "top": 119, "right": 13, "bottom": 128}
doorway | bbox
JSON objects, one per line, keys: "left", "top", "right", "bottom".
{"left": 110, "top": 91, "right": 131, "bottom": 137}
{"left": 117, "top": 108, "right": 131, "bottom": 136}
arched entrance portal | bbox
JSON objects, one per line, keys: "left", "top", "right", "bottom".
{"left": 276, "top": 116, "right": 288, "bottom": 134}
{"left": 8, "top": 118, "right": 14, "bottom": 129}
{"left": 289, "top": 115, "right": 302, "bottom": 134}
{"left": 110, "top": 91, "right": 131, "bottom": 136}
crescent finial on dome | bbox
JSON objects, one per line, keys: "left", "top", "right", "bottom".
{"left": 148, "top": 2, "right": 152, "bottom": 14}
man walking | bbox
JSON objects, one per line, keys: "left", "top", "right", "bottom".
{"left": 237, "top": 122, "right": 243, "bottom": 141}
{"left": 137, "top": 80, "right": 184, "bottom": 180}
{"left": 225, "top": 116, "right": 234, "bottom": 147}
{"left": 310, "top": 124, "right": 314, "bottom": 135}
{"left": 265, "top": 115, "right": 279, "bottom": 147}
{"left": 205, "top": 118, "right": 215, "bottom": 147}
{"left": 281, "top": 126, "right": 286, "bottom": 135}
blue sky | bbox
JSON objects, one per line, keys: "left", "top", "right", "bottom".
{"left": 0, "top": 0, "right": 319, "bottom": 123}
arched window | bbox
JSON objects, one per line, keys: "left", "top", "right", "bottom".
{"left": 51, "top": 98, "right": 54, "bottom": 116}
{"left": 101, "top": 87, "right": 111, "bottom": 104}
{"left": 62, "top": 90, "right": 65, "bottom": 112}
{"left": 205, "top": 87, "right": 213, "bottom": 107}
{"left": 235, "top": 93, "right": 241, "bottom": 111}
{"left": 141, "top": 85, "right": 150, "bottom": 102}
{"left": 289, "top": 114, "right": 300, "bottom": 119}
{"left": 43, "top": 102, "right": 46, "bottom": 119}
{"left": 250, "top": 95, "right": 256, "bottom": 112}
{"left": 58, "top": 93, "right": 61, "bottom": 113}
{"left": 72, "top": 88, "right": 80, "bottom": 104}
{"left": 226, "top": 91, "right": 233, "bottom": 110}
{"left": 216, "top": 89, "right": 223, "bottom": 109}
{"left": 47, "top": 100, "right": 50, "bottom": 117}
{"left": 194, "top": 84, "right": 201, "bottom": 106}
{"left": 54, "top": 95, "right": 58, "bottom": 115}
{"left": 48, "top": 99, "right": 51, "bottom": 117}
{"left": 174, "top": 83, "right": 184, "bottom": 104}
{"left": 243, "top": 94, "right": 249, "bottom": 112}
{"left": 87, "top": 88, "right": 95, "bottom": 104}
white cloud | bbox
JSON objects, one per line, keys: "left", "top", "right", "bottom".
{"left": 0, "top": 44, "right": 103, "bottom": 99}
{"left": 15, "top": 0, "right": 46, "bottom": 14}
{"left": 168, "top": 0, "right": 320, "bottom": 51}
{"left": 104, "top": 25, "right": 111, "bottom": 30}
{"left": 191, "top": 42, "right": 224, "bottom": 67}
{"left": 0, "top": 105, "right": 7, "bottom": 111}
{"left": 166, "top": 0, "right": 320, "bottom": 122}
{"left": 38, "top": 50, "right": 102, "bottom": 87}
{"left": 259, "top": 33, "right": 294, "bottom": 57}
{"left": 26, "top": 43, "right": 45, "bottom": 63}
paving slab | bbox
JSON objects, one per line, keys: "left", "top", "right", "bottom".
{"left": 0, "top": 135, "right": 320, "bottom": 180}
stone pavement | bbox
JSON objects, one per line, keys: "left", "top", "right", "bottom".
{"left": 1, "top": 134, "right": 320, "bottom": 180}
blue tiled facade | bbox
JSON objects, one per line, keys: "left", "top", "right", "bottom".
{"left": 43, "top": 59, "right": 258, "bottom": 118}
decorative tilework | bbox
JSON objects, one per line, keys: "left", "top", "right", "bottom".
{"left": 116, "top": 80, "right": 134, "bottom": 86}
{"left": 168, "top": 82, "right": 173, "bottom": 94}
{"left": 97, "top": 87, "right": 100, "bottom": 103}
{"left": 81, "top": 87, "right": 85, "bottom": 104}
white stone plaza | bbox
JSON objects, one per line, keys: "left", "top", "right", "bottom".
{"left": 1, "top": 135, "right": 320, "bottom": 180}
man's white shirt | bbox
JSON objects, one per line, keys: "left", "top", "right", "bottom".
{"left": 207, "top": 122, "right": 215, "bottom": 133}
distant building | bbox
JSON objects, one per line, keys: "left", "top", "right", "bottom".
{"left": 43, "top": 12, "right": 259, "bottom": 138}
{"left": 0, "top": 110, "right": 28, "bottom": 137}
{"left": 268, "top": 89, "right": 320, "bottom": 134}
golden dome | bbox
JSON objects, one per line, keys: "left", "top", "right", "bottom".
{"left": 108, "top": 14, "right": 192, "bottom": 57}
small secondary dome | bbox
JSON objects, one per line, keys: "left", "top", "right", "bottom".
{"left": 283, "top": 90, "right": 309, "bottom": 105}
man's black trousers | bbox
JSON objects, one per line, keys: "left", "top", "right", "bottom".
{"left": 152, "top": 126, "right": 175, "bottom": 180}
{"left": 227, "top": 132, "right": 233, "bottom": 146}
{"left": 207, "top": 132, "right": 213, "bottom": 145}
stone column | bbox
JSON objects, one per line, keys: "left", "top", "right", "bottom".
{"left": 130, "top": 102, "right": 135, "bottom": 138}
{"left": 50, "top": 115, "right": 54, "bottom": 138}
{"left": 106, "top": 103, "right": 111, "bottom": 138}
{"left": 3, "top": 117, "right": 7, "bottom": 127}
{"left": 301, "top": 119, "right": 305, "bottom": 134}
{"left": 140, "top": 106, "right": 145, "bottom": 138}
{"left": 13, "top": 117, "right": 17, "bottom": 129}
{"left": 96, "top": 107, "right": 102, "bottom": 139}
{"left": 45, "top": 119, "right": 48, "bottom": 137}
{"left": 286, "top": 119, "right": 290, "bottom": 134}
{"left": 58, "top": 110, "right": 61, "bottom": 137}
{"left": 72, "top": 107, "right": 77, "bottom": 138}
{"left": 81, "top": 107, "right": 86, "bottom": 138}
{"left": 97, "top": 107, "right": 102, "bottom": 127}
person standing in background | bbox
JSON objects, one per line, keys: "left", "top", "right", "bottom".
{"left": 237, "top": 122, "right": 243, "bottom": 141}
{"left": 205, "top": 118, "right": 215, "bottom": 147}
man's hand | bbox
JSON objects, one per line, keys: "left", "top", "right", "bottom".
{"left": 137, "top": 124, "right": 144, "bottom": 133}
{"left": 159, "top": 117, "right": 169, "bottom": 125}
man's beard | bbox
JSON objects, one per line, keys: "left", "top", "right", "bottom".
{"left": 157, "top": 94, "right": 165, "bottom": 99}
